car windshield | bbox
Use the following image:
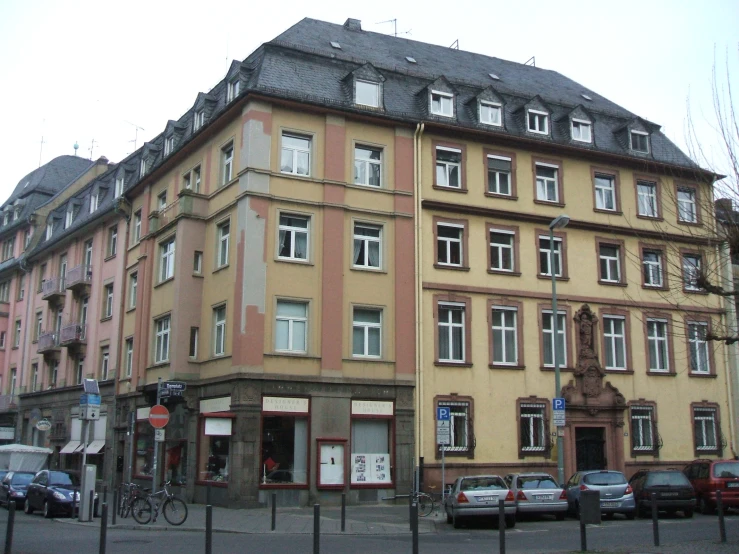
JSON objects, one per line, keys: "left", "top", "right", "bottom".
{"left": 49, "top": 472, "right": 79, "bottom": 487}
{"left": 713, "top": 462, "right": 739, "bottom": 479}
{"left": 518, "top": 476, "right": 559, "bottom": 489}
{"left": 583, "top": 472, "right": 626, "bottom": 486}
{"left": 461, "top": 477, "right": 505, "bottom": 491}
{"left": 11, "top": 474, "right": 34, "bottom": 485}
{"left": 646, "top": 472, "right": 690, "bottom": 486}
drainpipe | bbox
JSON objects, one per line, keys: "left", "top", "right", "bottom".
{"left": 413, "top": 123, "right": 425, "bottom": 467}
{"left": 719, "top": 241, "right": 738, "bottom": 457}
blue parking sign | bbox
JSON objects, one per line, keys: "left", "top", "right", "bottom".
{"left": 553, "top": 398, "right": 566, "bottom": 411}
{"left": 437, "top": 407, "right": 450, "bottom": 421}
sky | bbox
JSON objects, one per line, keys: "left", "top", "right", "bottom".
{"left": 0, "top": 0, "right": 737, "bottom": 203}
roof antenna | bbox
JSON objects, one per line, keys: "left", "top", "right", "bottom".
{"left": 89, "top": 138, "right": 96, "bottom": 160}
{"left": 449, "top": 39, "right": 459, "bottom": 49}
{"left": 524, "top": 56, "right": 536, "bottom": 67}
{"left": 376, "top": 19, "right": 411, "bottom": 37}
{"left": 125, "top": 121, "right": 145, "bottom": 152}
{"left": 38, "top": 118, "right": 46, "bottom": 167}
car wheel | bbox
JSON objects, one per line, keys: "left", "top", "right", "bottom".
{"left": 453, "top": 514, "right": 463, "bottom": 529}
{"left": 43, "top": 501, "right": 52, "bottom": 519}
{"left": 24, "top": 500, "right": 33, "bottom": 514}
{"left": 575, "top": 502, "right": 581, "bottom": 520}
{"left": 556, "top": 512, "right": 565, "bottom": 521}
{"left": 446, "top": 510, "right": 453, "bottom": 524}
{"left": 638, "top": 506, "right": 649, "bottom": 519}
{"left": 684, "top": 508, "right": 694, "bottom": 518}
{"left": 625, "top": 511, "right": 636, "bottom": 520}
{"left": 699, "top": 497, "right": 715, "bottom": 515}
{"left": 505, "top": 515, "right": 516, "bottom": 529}
{"left": 603, "top": 512, "right": 614, "bottom": 520}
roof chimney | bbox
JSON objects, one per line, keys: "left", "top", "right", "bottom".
{"left": 343, "top": 18, "right": 362, "bottom": 31}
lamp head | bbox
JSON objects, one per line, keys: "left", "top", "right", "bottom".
{"left": 549, "top": 215, "right": 570, "bottom": 230}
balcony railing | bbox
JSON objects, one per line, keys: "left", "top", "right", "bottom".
{"left": 37, "top": 332, "right": 60, "bottom": 353}
{"left": 41, "top": 277, "right": 66, "bottom": 301}
{"left": 66, "top": 264, "right": 92, "bottom": 292}
{"left": 60, "top": 323, "right": 86, "bottom": 347}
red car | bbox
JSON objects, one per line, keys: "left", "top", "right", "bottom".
{"left": 683, "top": 459, "right": 739, "bottom": 514}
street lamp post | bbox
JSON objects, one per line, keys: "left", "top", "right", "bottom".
{"left": 549, "top": 215, "right": 570, "bottom": 486}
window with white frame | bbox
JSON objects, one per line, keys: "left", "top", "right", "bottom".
{"left": 643, "top": 250, "right": 663, "bottom": 287}
{"left": 129, "top": 272, "right": 138, "bottom": 309}
{"left": 89, "top": 192, "right": 98, "bottom": 214}
{"left": 140, "top": 158, "right": 147, "bottom": 176}
{"left": 104, "top": 284, "right": 114, "bottom": 318}
{"left": 353, "top": 223, "right": 381, "bottom": 269}
{"left": 437, "top": 224, "right": 463, "bottom": 266}
{"left": 438, "top": 401, "right": 469, "bottom": 452}
{"left": 637, "top": 181, "right": 658, "bottom": 217}
{"left": 487, "top": 155, "right": 511, "bottom": 195}
{"left": 688, "top": 322, "right": 710, "bottom": 373}
{"left": 65, "top": 207, "right": 73, "bottom": 228}
{"left": 16, "top": 274, "right": 24, "bottom": 301}
{"left": 603, "top": 316, "right": 627, "bottom": 370}
{"left": 45, "top": 221, "right": 53, "bottom": 240}
{"left": 108, "top": 226, "right": 118, "bottom": 257}
{"left": 31, "top": 363, "right": 38, "bottom": 392}
{"left": 479, "top": 101, "right": 502, "bottom": 126}
{"left": 193, "top": 251, "right": 203, "bottom": 274}
{"left": 133, "top": 211, "right": 142, "bottom": 243}
{"left": 9, "top": 369, "right": 15, "bottom": 396}
{"left": 631, "top": 406, "right": 655, "bottom": 451}
{"left": 217, "top": 220, "right": 230, "bottom": 268}
{"left": 1, "top": 238, "right": 13, "bottom": 261}
{"left": 693, "top": 407, "right": 718, "bottom": 451}
{"left": 154, "top": 316, "right": 171, "bottom": 363}
{"left": 189, "top": 327, "right": 199, "bottom": 358}
{"left": 594, "top": 174, "right": 616, "bottom": 211}
{"left": 227, "top": 80, "right": 240, "bottom": 102}
{"left": 430, "top": 90, "right": 453, "bottom": 117}
{"left": 354, "top": 146, "right": 382, "bottom": 187}
{"left": 435, "top": 147, "right": 461, "bottom": 188}
{"left": 527, "top": 110, "right": 549, "bottom": 134}
{"left": 221, "top": 142, "right": 233, "bottom": 186}
{"left": 76, "top": 357, "right": 84, "bottom": 385}
{"left": 535, "top": 164, "right": 558, "bottom": 202}
{"left": 489, "top": 230, "right": 514, "bottom": 272}
{"left": 599, "top": 244, "right": 621, "bottom": 283}
{"left": 125, "top": 338, "right": 133, "bottom": 378}
{"left": 275, "top": 300, "right": 307, "bottom": 353}
{"left": 193, "top": 110, "right": 205, "bottom": 132}
{"left": 571, "top": 119, "right": 592, "bottom": 143}
{"left": 491, "top": 306, "right": 517, "bottom": 365}
{"left": 49, "top": 360, "right": 58, "bottom": 387}
{"left": 100, "top": 347, "right": 110, "bottom": 380}
{"left": 352, "top": 308, "right": 382, "bottom": 358}
{"left": 630, "top": 130, "right": 649, "bottom": 153}
{"left": 183, "top": 165, "right": 202, "bottom": 192}
{"left": 157, "top": 191, "right": 167, "bottom": 211}
{"left": 278, "top": 214, "right": 309, "bottom": 261}
{"left": 538, "top": 236, "right": 562, "bottom": 277}
{"left": 23, "top": 230, "right": 31, "bottom": 250}
{"left": 115, "top": 176, "right": 124, "bottom": 197}
{"left": 0, "top": 331, "right": 5, "bottom": 348}
{"left": 682, "top": 253, "right": 702, "bottom": 290}
{"left": 438, "top": 303, "right": 465, "bottom": 363}
{"left": 677, "top": 187, "right": 697, "bottom": 223}
{"left": 646, "top": 319, "right": 669, "bottom": 372}
{"left": 280, "top": 134, "right": 311, "bottom": 176}
{"left": 520, "top": 403, "right": 546, "bottom": 451}
{"left": 164, "top": 136, "right": 174, "bottom": 156}
{"left": 14, "top": 320, "right": 21, "bottom": 347}
{"left": 0, "top": 281, "right": 8, "bottom": 302}
{"left": 159, "top": 237, "right": 175, "bottom": 282}
{"left": 213, "top": 305, "right": 226, "bottom": 356}
{"left": 542, "top": 310, "right": 567, "bottom": 367}
{"left": 355, "top": 80, "right": 380, "bottom": 107}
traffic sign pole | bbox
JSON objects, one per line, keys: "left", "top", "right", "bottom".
{"left": 152, "top": 378, "right": 162, "bottom": 496}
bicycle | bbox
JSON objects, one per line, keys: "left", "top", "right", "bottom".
{"left": 381, "top": 489, "right": 436, "bottom": 517}
{"left": 131, "top": 480, "right": 188, "bottom": 526}
{"left": 118, "top": 483, "right": 144, "bottom": 519}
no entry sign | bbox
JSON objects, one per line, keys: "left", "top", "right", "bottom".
{"left": 149, "top": 404, "right": 170, "bottom": 429}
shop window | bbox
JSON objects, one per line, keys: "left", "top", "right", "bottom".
{"left": 199, "top": 418, "right": 232, "bottom": 483}
{"left": 351, "top": 419, "right": 392, "bottom": 485}
{"left": 135, "top": 421, "right": 154, "bottom": 477}
{"left": 261, "top": 415, "right": 308, "bottom": 485}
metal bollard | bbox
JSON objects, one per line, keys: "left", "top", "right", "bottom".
{"left": 103, "top": 485, "right": 108, "bottom": 506}
{"left": 313, "top": 504, "right": 320, "bottom": 554}
{"left": 271, "top": 492, "right": 276, "bottom": 531}
{"left": 341, "top": 493, "right": 346, "bottom": 533}
{"left": 717, "top": 490, "right": 727, "bottom": 543}
{"left": 408, "top": 492, "right": 413, "bottom": 531}
{"left": 498, "top": 498, "right": 506, "bottom": 554}
{"left": 5, "top": 501, "right": 16, "bottom": 554}
{"left": 579, "top": 519, "right": 587, "bottom": 552}
{"left": 206, "top": 482, "right": 212, "bottom": 506}
{"left": 411, "top": 502, "right": 418, "bottom": 554}
{"left": 99, "top": 503, "right": 108, "bottom": 554}
{"left": 651, "top": 492, "right": 660, "bottom": 546}
{"left": 112, "top": 489, "right": 117, "bottom": 525}
{"left": 73, "top": 487, "right": 78, "bottom": 519}
{"left": 89, "top": 490, "right": 95, "bottom": 521}
{"left": 205, "top": 504, "right": 213, "bottom": 554}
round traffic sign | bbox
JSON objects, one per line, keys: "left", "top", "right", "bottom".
{"left": 149, "top": 404, "right": 170, "bottom": 429}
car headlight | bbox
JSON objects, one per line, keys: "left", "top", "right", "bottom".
{"left": 53, "top": 491, "right": 67, "bottom": 501}
{"left": 10, "top": 491, "right": 23, "bottom": 497}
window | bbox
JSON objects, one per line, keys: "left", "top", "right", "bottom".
{"left": 35, "top": 313, "right": 42, "bottom": 341}
{"left": 354, "top": 146, "right": 382, "bottom": 187}
{"left": 23, "top": 229, "right": 31, "bottom": 250}
{"left": 193, "top": 251, "right": 203, "bottom": 274}
{"left": 602, "top": 316, "right": 627, "bottom": 370}
{"left": 104, "top": 284, "right": 114, "bottom": 318}
{"left": 435, "top": 147, "right": 461, "bottom": 189}
{"left": 353, "top": 223, "right": 381, "bottom": 269}
{"left": 133, "top": 211, "right": 142, "bottom": 243}
{"left": 438, "top": 303, "right": 465, "bottom": 363}
{"left": 10, "top": 369, "right": 16, "bottom": 396}
{"left": 140, "top": 158, "right": 147, "bottom": 176}
{"left": 189, "top": 327, "right": 199, "bottom": 358}
{"left": 351, "top": 413, "right": 392, "bottom": 485}
{"left": 0, "top": 331, "right": 5, "bottom": 348}
{"left": 430, "top": 90, "right": 453, "bottom": 117}
{"left": 221, "top": 142, "right": 233, "bottom": 186}
{"left": 278, "top": 214, "right": 309, "bottom": 261}
{"left": 83, "top": 240, "right": 93, "bottom": 271}
{"left": 491, "top": 307, "right": 518, "bottom": 365}
{"left": 159, "top": 237, "right": 175, "bottom": 282}
{"left": 539, "top": 236, "right": 563, "bottom": 277}
{"left": 542, "top": 310, "right": 567, "bottom": 368}
{"left": 183, "top": 165, "right": 201, "bottom": 192}
{"left": 154, "top": 316, "right": 171, "bottom": 363}
{"left": 520, "top": 403, "right": 546, "bottom": 452}
{"left": 693, "top": 407, "right": 718, "bottom": 452}
{"left": 2, "top": 238, "right": 14, "bottom": 261}
{"left": 115, "top": 176, "right": 124, "bottom": 197}
{"left": 487, "top": 155, "right": 511, "bottom": 196}
{"left": 688, "top": 321, "right": 710, "bottom": 374}
{"left": 275, "top": 301, "right": 307, "bottom": 353}
{"left": 599, "top": 244, "right": 621, "bottom": 283}
{"left": 637, "top": 181, "right": 658, "bottom": 217}
{"left": 163, "top": 136, "right": 174, "bottom": 156}
{"left": 436, "top": 224, "right": 463, "bottom": 267}
{"left": 479, "top": 101, "right": 502, "bottom": 126}
{"left": 129, "top": 272, "right": 138, "bottom": 309}
{"left": 107, "top": 226, "right": 118, "bottom": 257}
{"left": 213, "top": 306, "right": 226, "bottom": 356}
{"left": 227, "top": 80, "right": 240, "bottom": 102}
{"left": 630, "top": 406, "right": 655, "bottom": 452}
{"left": 193, "top": 110, "right": 205, "bottom": 132}
{"left": 45, "top": 221, "right": 53, "bottom": 240}
{"left": 125, "top": 339, "right": 133, "bottom": 378}
{"left": 217, "top": 221, "right": 230, "bottom": 268}
{"left": 437, "top": 401, "right": 469, "bottom": 452}
{"left": 682, "top": 253, "right": 702, "bottom": 291}
{"left": 677, "top": 187, "right": 697, "bottom": 223}
{"left": 535, "top": 164, "right": 559, "bottom": 202}
{"left": 17, "top": 274, "right": 24, "bottom": 301}
{"left": 646, "top": 318, "right": 669, "bottom": 372}
{"left": 280, "top": 134, "right": 311, "bottom": 176}
{"left": 80, "top": 296, "right": 89, "bottom": 327}
{"left": 630, "top": 130, "right": 649, "bottom": 153}
{"left": 49, "top": 360, "right": 58, "bottom": 387}
{"left": 355, "top": 80, "right": 380, "bottom": 107}
{"left": 14, "top": 320, "right": 21, "bottom": 348}
{"left": 352, "top": 308, "right": 381, "bottom": 358}
{"left": 571, "top": 119, "right": 592, "bottom": 143}
{"left": 64, "top": 207, "right": 73, "bottom": 229}
{"left": 157, "top": 191, "right": 167, "bottom": 211}
{"left": 0, "top": 281, "right": 8, "bottom": 302}
{"left": 100, "top": 347, "right": 110, "bottom": 380}
{"left": 489, "top": 230, "right": 514, "bottom": 272}
{"left": 31, "top": 363, "right": 38, "bottom": 392}
{"left": 89, "top": 192, "right": 98, "bottom": 214}
{"left": 527, "top": 110, "right": 549, "bottom": 134}
{"left": 594, "top": 174, "right": 616, "bottom": 211}
{"left": 642, "top": 250, "right": 664, "bottom": 288}
{"left": 262, "top": 409, "right": 309, "bottom": 484}
{"left": 37, "top": 263, "right": 46, "bottom": 292}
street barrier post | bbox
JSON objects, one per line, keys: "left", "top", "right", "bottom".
{"left": 112, "top": 489, "right": 117, "bottom": 525}
{"left": 4, "top": 501, "right": 15, "bottom": 554}
{"left": 717, "top": 490, "right": 727, "bottom": 543}
{"left": 89, "top": 490, "right": 95, "bottom": 521}
{"left": 313, "top": 503, "right": 320, "bottom": 554}
{"left": 341, "top": 493, "right": 346, "bottom": 532}
{"left": 99, "top": 503, "right": 108, "bottom": 554}
{"left": 205, "top": 504, "right": 213, "bottom": 554}
{"left": 271, "top": 492, "right": 276, "bottom": 531}
{"left": 498, "top": 498, "right": 506, "bottom": 554}
{"left": 411, "top": 502, "right": 418, "bottom": 554}
{"left": 651, "top": 492, "right": 659, "bottom": 546}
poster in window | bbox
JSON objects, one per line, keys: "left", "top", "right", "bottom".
{"left": 351, "top": 453, "right": 391, "bottom": 484}
{"left": 319, "top": 443, "right": 344, "bottom": 485}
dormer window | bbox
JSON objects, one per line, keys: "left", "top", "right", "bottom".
{"left": 430, "top": 91, "right": 453, "bottom": 117}
{"left": 527, "top": 110, "right": 549, "bottom": 134}
{"left": 355, "top": 80, "right": 380, "bottom": 108}
{"left": 140, "top": 158, "right": 147, "bottom": 176}
{"left": 193, "top": 110, "right": 205, "bottom": 132}
{"left": 479, "top": 101, "right": 502, "bottom": 126}
{"left": 89, "top": 192, "right": 98, "bottom": 214}
{"left": 571, "top": 119, "right": 592, "bottom": 143}
{"left": 45, "top": 221, "right": 53, "bottom": 240}
{"left": 164, "top": 136, "right": 175, "bottom": 156}
{"left": 64, "top": 207, "right": 73, "bottom": 229}
{"left": 12, "top": 209, "right": 18, "bottom": 221}
{"left": 114, "top": 177, "right": 124, "bottom": 198}
{"left": 227, "top": 80, "right": 240, "bottom": 102}
{"left": 630, "top": 130, "right": 649, "bottom": 153}
{"left": 2, "top": 213, "right": 8, "bottom": 226}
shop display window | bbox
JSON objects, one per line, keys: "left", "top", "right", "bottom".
{"left": 135, "top": 421, "right": 154, "bottom": 477}
{"left": 351, "top": 419, "right": 392, "bottom": 485}
{"left": 261, "top": 415, "right": 308, "bottom": 485}
{"left": 198, "top": 418, "right": 232, "bottom": 483}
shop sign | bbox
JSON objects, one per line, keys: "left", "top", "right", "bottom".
{"left": 136, "top": 407, "right": 151, "bottom": 421}
{"left": 204, "top": 418, "right": 232, "bottom": 436}
{"left": 199, "top": 396, "right": 231, "bottom": 414}
{"left": 35, "top": 418, "right": 52, "bottom": 432}
{"left": 262, "top": 396, "right": 309, "bottom": 413}
{"left": 351, "top": 400, "right": 393, "bottom": 416}
{"left": 0, "top": 427, "right": 15, "bottom": 440}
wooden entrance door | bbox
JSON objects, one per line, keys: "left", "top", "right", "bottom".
{"left": 575, "top": 427, "right": 606, "bottom": 471}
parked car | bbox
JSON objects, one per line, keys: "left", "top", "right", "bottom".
{"left": 24, "top": 470, "right": 98, "bottom": 518}
{"left": 0, "top": 471, "right": 35, "bottom": 509}
{"left": 628, "top": 469, "right": 695, "bottom": 518}
{"left": 683, "top": 459, "right": 739, "bottom": 514}
{"left": 504, "top": 472, "right": 567, "bottom": 520}
{"left": 565, "top": 470, "right": 635, "bottom": 519}
{"left": 443, "top": 474, "right": 516, "bottom": 529}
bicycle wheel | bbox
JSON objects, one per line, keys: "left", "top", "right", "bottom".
{"left": 131, "top": 497, "right": 153, "bottom": 524}
{"left": 417, "top": 494, "right": 434, "bottom": 517}
{"left": 119, "top": 493, "right": 130, "bottom": 518}
{"left": 162, "top": 497, "right": 188, "bottom": 526}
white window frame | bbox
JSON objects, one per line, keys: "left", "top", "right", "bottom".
{"left": 64, "top": 207, "right": 73, "bottom": 229}
{"left": 189, "top": 327, "right": 199, "bottom": 359}
{"left": 694, "top": 408, "right": 718, "bottom": 451}
{"left": 221, "top": 142, "right": 234, "bottom": 186}
{"left": 354, "top": 145, "right": 382, "bottom": 187}
{"left": 646, "top": 318, "right": 669, "bottom": 372}
{"left": 164, "top": 136, "right": 174, "bottom": 156}
{"left": 14, "top": 321, "right": 21, "bottom": 347}
{"left": 115, "top": 176, "right": 124, "bottom": 197}
{"left": 637, "top": 181, "right": 658, "bottom": 217}
{"left": 89, "top": 192, "right": 98, "bottom": 214}
{"left": 213, "top": 305, "right": 226, "bottom": 356}
{"left": 45, "top": 221, "right": 53, "bottom": 240}
{"left": 217, "top": 220, "right": 230, "bottom": 268}
{"left": 631, "top": 406, "right": 655, "bottom": 451}
{"left": 129, "top": 273, "right": 138, "bottom": 309}
{"left": 193, "top": 251, "right": 203, "bottom": 274}
{"left": 435, "top": 147, "right": 461, "bottom": 189}
{"left": 542, "top": 310, "right": 567, "bottom": 368}
{"left": 630, "top": 130, "right": 649, "bottom": 153}
{"left": 491, "top": 306, "right": 518, "bottom": 365}
{"left": 677, "top": 188, "right": 697, "bottom": 223}
{"left": 438, "top": 401, "right": 469, "bottom": 452}
{"left": 140, "top": 158, "right": 147, "bottom": 176}
{"left": 154, "top": 316, "right": 171, "bottom": 364}
{"left": 535, "top": 163, "right": 559, "bottom": 203}
{"left": 125, "top": 338, "right": 133, "bottom": 378}
{"left": 438, "top": 302, "right": 465, "bottom": 363}
{"left": 688, "top": 321, "right": 710, "bottom": 374}
{"left": 275, "top": 300, "right": 308, "bottom": 353}
{"left": 100, "top": 348, "right": 110, "bottom": 380}
{"left": 353, "top": 223, "right": 382, "bottom": 269}
{"left": 159, "top": 237, "right": 175, "bottom": 282}
{"left": 642, "top": 250, "right": 663, "bottom": 288}
{"left": 352, "top": 307, "right": 382, "bottom": 358}
{"left": 227, "top": 80, "right": 240, "bottom": 102}
{"left": 571, "top": 118, "right": 592, "bottom": 143}
{"left": 520, "top": 403, "right": 546, "bottom": 451}
{"left": 594, "top": 174, "right": 616, "bottom": 211}
{"left": 539, "top": 236, "right": 563, "bottom": 277}
{"left": 487, "top": 155, "right": 512, "bottom": 196}
{"left": 108, "top": 226, "right": 118, "bottom": 257}
{"left": 157, "top": 191, "right": 167, "bottom": 211}
{"left": 527, "top": 109, "right": 549, "bottom": 134}
{"left": 133, "top": 211, "right": 142, "bottom": 243}
{"left": 603, "top": 315, "right": 627, "bottom": 370}
{"left": 76, "top": 358, "right": 84, "bottom": 385}
{"left": 479, "top": 101, "right": 502, "bottom": 126}
{"left": 355, "top": 80, "right": 380, "bottom": 108}
{"left": 683, "top": 254, "right": 702, "bottom": 290}
{"left": 278, "top": 214, "right": 309, "bottom": 261}
{"left": 489, "top": 230, "right": 514, "bottom": 272}
{"left": 599, "top": 244, "right": 621, "bottom": 283}
{"left": 430, "top": 90, "right": 453, "bottom": 117}
{"left": 280, "top": 133, "right": 311, "bottom": 176}
{"left": 31, "top": 364, "right": 38, "bottom": 392}
{"left": 437, "top": 223, "right": 463, "bottom": 267}
{"left": 104, "top": 284, "right": 114, "bottom": 318}
{"left": 193, "top": 110, "right": 205, "bottom": 132}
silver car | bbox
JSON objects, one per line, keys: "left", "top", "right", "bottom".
{"left": 565, "top": 470, "right": 636, "bottom": 519}
{"left": 443, "top": 475, "right": 516, "bottom": 529}
{"left": 504, "top": 472, "right": 567, "bottom": 520}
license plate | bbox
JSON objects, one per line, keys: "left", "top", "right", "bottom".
{"left": 602, "top": 501, "right": 618, "bottom": 508}
{"left": 727, "top": 482, "right": 739, "bottom": 488}
{"left": 661, "top": 492, "right": 678, "bottom": 497}
{"left": 534, "top": 494, "right": 554, "bottom": 501}
{"left": 477, "top": 496, "right": 495, "bottom": 502}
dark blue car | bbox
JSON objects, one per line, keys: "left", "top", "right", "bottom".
{"left": 0, "top": 471, "right": 35, "bottom": 508}
{"left": 24, "top": 470, "right": 98, "bottom": 518}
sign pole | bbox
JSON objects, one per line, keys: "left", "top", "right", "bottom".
{"left": 152, "top": 377, "right": 162, "bottom": 495}
{"left": 441, "top": 446, "right": 445, "bottom": 502}
{"left": 126, "top": 411, "right": 134, "bottom": 485}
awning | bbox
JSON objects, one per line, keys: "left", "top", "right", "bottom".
{"left": 60, "top": 441, "right": 81, "bottom": 454}
{"left": 85, "top": 440, "right": 105, "bottom": 454}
